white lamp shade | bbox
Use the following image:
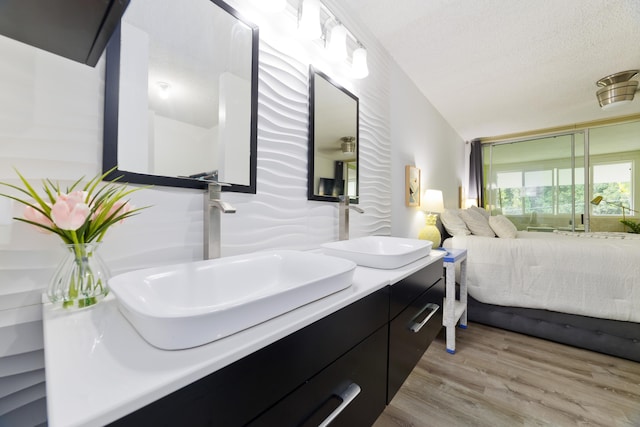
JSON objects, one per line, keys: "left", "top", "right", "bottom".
{"left": 299, "top": 0, "right": 321, "bottom": 40}
{"left": 423, "top": 189, "right": 444, "bottom": 212}
{"left": 328, "top": 24, "right": 347, "bottom": 61}
{"left": 352, "top": 47, "right": 369, "bottom": 79}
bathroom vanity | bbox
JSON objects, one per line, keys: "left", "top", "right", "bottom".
{"left": 388, "top": 259, "right": 444, "bottom": 402}
{"left": 43, "top": 251, "right": 444, "bottom": 427}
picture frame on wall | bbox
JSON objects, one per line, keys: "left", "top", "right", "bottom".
{"left": 405, "top": 165, "right": 420, "bottom": 207}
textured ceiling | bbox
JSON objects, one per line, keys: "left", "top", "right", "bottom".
{"left": 339, "top": 0, "right": 640, "bottom": 141}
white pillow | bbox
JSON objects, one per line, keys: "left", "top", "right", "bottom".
{"left": 440, "top": 209, "right": 471, "bottom": 236}
{"left": 469, "top": 205, "right": 490, "bottom": 220}
{"left": 489, "top": 215, "right": 518, "bottom": 238}
{"left": 460, "top": 208, "right": 495, "bottom": 237}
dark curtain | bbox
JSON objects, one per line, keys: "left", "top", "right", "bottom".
{"left": 468, "top": 139, "right": 484, "bottom": 208}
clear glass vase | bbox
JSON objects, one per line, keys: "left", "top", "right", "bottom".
{"left": 47, "top": 242, "right": 110, "bottom": 309}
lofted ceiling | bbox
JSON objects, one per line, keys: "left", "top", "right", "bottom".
{"left": 339, "top": 0, "right": 640, "bottom": 141}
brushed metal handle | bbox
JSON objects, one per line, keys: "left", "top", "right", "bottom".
{"left": 409, "top": 302, "right": 440, "bottom": 333}
{"left": 318, "top": 382, "right": 361, "bottom": 427}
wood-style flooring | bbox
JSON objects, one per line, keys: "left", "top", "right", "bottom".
{"left": 374, "top": 323, "right": 640, "bottom": 427}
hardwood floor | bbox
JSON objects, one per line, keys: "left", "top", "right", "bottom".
{"left": 374, "top": 323, "right": 640, "bottom": 427}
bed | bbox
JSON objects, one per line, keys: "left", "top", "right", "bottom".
{"left": 437, "top": 211, "right": 640, "bottom": 362}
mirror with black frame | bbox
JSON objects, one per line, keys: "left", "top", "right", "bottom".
{"left": 103, "top": 0, "right": 258, "bottom": 193}
{"left": 308, "top": 68, "right": 359, "bottom": 202}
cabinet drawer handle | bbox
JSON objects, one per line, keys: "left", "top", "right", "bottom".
{"left": 409, "top": 303, "right": 440, "bottom": 333}
{"left": 318, "top": 382, "right": 361, "bottom": 427}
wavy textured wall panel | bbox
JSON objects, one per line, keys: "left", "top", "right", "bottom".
{"left": 0, "top": 38, "right": 107, "bottom": 427}
{"left": 0, "top": 18, "right": 394, "bottom": 425}
{"left": 353, "top": 51, "right": 392, "bottom": 238}
{"left": 222, "top": 39, "right": 392, "bottom": 254}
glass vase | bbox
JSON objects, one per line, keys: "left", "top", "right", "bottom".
{"left": 48, "top": 242, "right": 110, "bottom": 309}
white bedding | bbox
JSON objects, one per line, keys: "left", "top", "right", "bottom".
{"left": 444, "top": 231, "right": 640, "bottom": 323}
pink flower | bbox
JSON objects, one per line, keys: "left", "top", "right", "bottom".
{"left": 23, "top": 205, "right": 54, "bottom": 233}
{"left": 94, "top": 199, "right": 132, "bottom": 225}
{"left": 108, "top": 200, "right": 132, "bottom": 224}
{"left": 67, "top": 190, "right": 89, "bottom": 206}
{"left": 51, "top": 192, "right": 91, "bottom": 231}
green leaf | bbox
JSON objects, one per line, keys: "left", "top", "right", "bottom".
{"left": 0, "top": 167, "right": 152, "bottom": 244}
{"left": 620, "top": 219, "right": 640, "bottom": 234}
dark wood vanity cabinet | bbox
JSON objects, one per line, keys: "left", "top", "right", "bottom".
{"left": 0, "top": 0, "right": 129, "bottom": 66}
{"left": 109, "top": 259, "right": 444, "bottom": 426}
{"left": 387, "top": 260, "right": 444, "bottom": 402}
{"left": 110, "top": 287, "right": 389, "bottom": 427}
{"left": 249, "top": 326, "right": 388, "bottom": 427}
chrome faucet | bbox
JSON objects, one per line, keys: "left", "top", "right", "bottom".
{"left": 338, "top": 196, "right": 364, "bottom": 241}
{"left": 204, "top": 182, "right": 235, "bottom": 259}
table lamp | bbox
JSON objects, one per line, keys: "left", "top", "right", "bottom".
{"left": 419, "top": 189, "right": 444, "bottom": 247}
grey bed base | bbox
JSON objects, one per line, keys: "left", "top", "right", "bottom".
{"left": 436, "top": 220, "right": 639, "bottom": 362}
{"left": 465, "top": 295, "right": 640, "bottom": 363}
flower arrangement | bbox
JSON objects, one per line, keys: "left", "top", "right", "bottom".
{"left": 0, "top": 167, "right": 147, "bottom": 308}
{"left": 0, "top": 167, "right": 144, "bottom": 244}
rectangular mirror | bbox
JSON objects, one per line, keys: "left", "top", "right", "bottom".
{"left": 103, "top": 0, "right": 258, "bottom": 193}
{"left": 308, "top": 68, "right": 359, "bottom": 202}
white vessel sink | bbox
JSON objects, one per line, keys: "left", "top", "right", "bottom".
{"left": 321, "top": 236, "right": 432, "bottom": 269}
{"left": 109, "top": 250, "right": 356, "bottom": 350}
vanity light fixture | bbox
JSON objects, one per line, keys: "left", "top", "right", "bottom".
{"left": 293, "top": 0, "right": 369, "bottom": 79}
{"left": 327, "top": 23, "right": 347, "bottom": 61}
{"left": 156, "top": 81, "right": 171, "bottom": 100}
{"left": 298, "top": 0, "right": 322, "bottom": 40}
{"left": 352, "top": 46, "right": 369, "bottom": 79}
{"left": 253, "top": 0, "right": 287, "bottom": 13}
{"left": 595, "top": 70, "right": 639, "bottom": 110}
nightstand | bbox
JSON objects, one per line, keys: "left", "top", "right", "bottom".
{"left": 442, "top": 248, "right": 467, "bottom": 354}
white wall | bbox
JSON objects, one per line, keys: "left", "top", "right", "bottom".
{"left": 390, "top": 63, "right": 465, "bottom": 239}
{"left": 0, "top": 3, "right": 463, "bottom": 425}
{"left": 153, "top": 114, "right": 217, "bottom": 177}
{"left": 218, "top": 72, "right": 251, "bottom": 185}
{"left": 118, "top": 22, "right": 150, "bottom": 173}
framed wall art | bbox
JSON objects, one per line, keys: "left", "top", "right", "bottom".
{"left": 405, "top": 165, "right": 420, "bottom": 207}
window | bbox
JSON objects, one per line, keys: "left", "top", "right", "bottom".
{"left": 591, "top": 161, "right": 632, "bottom": 215}
{"left": 482, "top": 120, "right": 640, "bottom": 231}
{"left": 494, "top": 167, "right": 585, "bottom": 216}
{"left": 558, "top": 167, "right": 584, "bottom": 215}
{"left": 495, "top": 171, "right": 522, "bottom": 215}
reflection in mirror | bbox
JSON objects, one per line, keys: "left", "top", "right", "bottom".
{"left": 103, "top": 0, "right": 258, "bottom": 193}
{"left": 308, "top": 68, "right": 359, "bottom": 202}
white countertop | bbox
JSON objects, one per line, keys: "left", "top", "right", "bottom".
{"left": 43, "top": 251, "right": 444, "bottom": 427}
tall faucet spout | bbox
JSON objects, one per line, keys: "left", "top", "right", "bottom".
{"left": 338, "top": 196, "right": 364, "bottom": 241}
{"left": 210, "top": 200, "right": 236, "bottom": 214}
{"left": 204, "top": 182, "right": 235, "bottom": 259}
{"left": 350, "top": 205, "right": 365, "bottom": 214}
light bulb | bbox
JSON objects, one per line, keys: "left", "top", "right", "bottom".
{"left": 352, "top": 47, "right": 369, "bottom": 79}
{"left": 253, "top": 0, "right": 287, "bottom": 13}
{"left": 299, "top": 0, "right": 321, "bottom": 40}
{"left": 327, "top": 24, "right": 347, "bottom": 61}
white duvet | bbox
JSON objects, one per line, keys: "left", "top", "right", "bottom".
{"left": 444, "top": 231, "right": 640, "bottom": 323}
